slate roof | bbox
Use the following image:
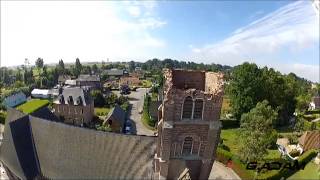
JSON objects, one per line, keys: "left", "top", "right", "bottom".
{"left": 0, "top": 108, "right": 156, "bottom": 179}
{"left": 58, "top": 75, "right": 71, "bottom": 83}
{"left": 55, "top": 87, "right": 92, "bottom": 106}
{"left": 105, "top": 69, "right": 125, "bottom": 76}
{"left": 77, "top": 74, "right": 100, "bottom": 82}
{"left": 104, "top": 105, "right": 126, "bottom": 126}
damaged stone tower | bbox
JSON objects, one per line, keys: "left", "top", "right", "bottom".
{"left": 155, "top": 69, "right": 224, "bottom": 179}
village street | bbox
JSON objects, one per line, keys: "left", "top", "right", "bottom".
{"left": 113, "top": 88, "right": 155, "bottom": 136}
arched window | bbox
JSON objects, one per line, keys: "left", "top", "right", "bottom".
{"left": 182, "top": 137, "right": 193, "bottom": 155}
{"left": 68, "top": 96, "right": 74, "bottom": 105}
{"left": 182, "top": 96, "right": 193, "bottom": 119}
{"left": 193, "top": 99, "right": 203, "bottom": 119}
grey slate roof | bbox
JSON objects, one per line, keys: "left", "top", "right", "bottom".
{"left": 0, "top": 108, "right": 156, "bottom": 179}
{"left": 104, "top": 105, "right": 126, "bottom": 126}
{"left": 105, "top": 69, "right": 124, "bottom": 76}
{"left": 77, "top": 74, "right": 100, "bottom": 82}
{"left": 56, "top": 87, "right": 91, "bottom": 106}
{"left": 58, "top": 75, "right": 71, "bottom": 83}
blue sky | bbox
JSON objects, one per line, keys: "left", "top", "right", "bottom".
{"left": 1, "top": 0, "right": 319, "bottom": 81}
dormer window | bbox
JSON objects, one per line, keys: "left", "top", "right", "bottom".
{"left": 182, "top": 97, "right": 204, "bottom": 120}
{"left": 68, "top": 96, "right": 74, "bottom": 105}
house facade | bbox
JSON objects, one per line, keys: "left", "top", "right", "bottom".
{"left": 155, "top": 69, "right": 224, "bottom": 179}
{"left": 53, "top": 87, "right": 94, "bottom": 126}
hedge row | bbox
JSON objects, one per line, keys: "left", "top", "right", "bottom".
{"left": 220, "top": 119, "right": 240, "bottom": 129}
{"left": 216, "top": 147, "right": 254, "bottom": 179}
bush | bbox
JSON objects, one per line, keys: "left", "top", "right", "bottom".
{"left": 0, "top": 112, "right": 6, "bottom": 124}
{"left": 289, "top": 149, "right": 300, "bottom": 158}
{"left": 287, "top": 134, "right": 299, "bottom": 144}
{"left": 141, "top": 94, "right": 156, "bottom": 129}
{"left": 221, "top": 119, "right": 240, "bottom": 129}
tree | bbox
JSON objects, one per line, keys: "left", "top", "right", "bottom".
{"left": 295, "top": 94, "right": 311, "bottom": 113}
{"left": 239, "top": 100, "right": 278, "bottom": 162}
{"left": 294, "top": 116, "right": 304, "bottom": 132}
{"left": 129, "top": 61, "right": 135, "bottom": 72}
{"left": 90, "top": 90, "right": 105, "bottom": 107}
{"left": 92, "top": 64, "right": 98, "bottom": 74}
{"left": 35, "top": 58, "right": 44, "bottom": 69}
{"left": 228, "top": 62, "right": 264, "bottom": 120}
{"left": 75, "top": 58, "right": 82, "bottom": 77}
{"left": 58, "top": 59, "right": 65, "bottom": 74}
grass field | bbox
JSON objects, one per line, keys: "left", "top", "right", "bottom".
{"left": 288, "top": 161, "right": 320, "bottom": 180}
{"left": 16, "top": 99, "right": 49, "bottom": 114}
{"left": 94, "top": 107, "right": 111, "bottom": 116}
{"left": 141, "top": 80, "right": 152, "bottom": 88}
{"left": 221, "top": 128, "right": 280, "bottom": 160}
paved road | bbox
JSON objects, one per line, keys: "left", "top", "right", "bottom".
{"left": 209, "top": 161, "right": 241, "bottom": 180}
{"left": 113, "top": 88, "right": 155, "bottom": 136}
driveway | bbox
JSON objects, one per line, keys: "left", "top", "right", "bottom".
{"left": 113, "top": 88, "right": 155, "bottom": 136}
{"left": 209, "top": 161, "right": 241, "bottom": 180}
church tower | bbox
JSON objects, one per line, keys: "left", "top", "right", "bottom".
{"left": 155, "top": 69, "right": 224, "bottom": 179}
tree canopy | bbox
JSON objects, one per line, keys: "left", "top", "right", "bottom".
{"left": 239, "top": 100, "right": 278, "bottom": 162}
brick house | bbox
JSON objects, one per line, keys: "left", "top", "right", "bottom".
{"left": 53, "top": 87, "right": 94, "bottom": 126}
{"left": 155, "top": 69, "right": 224, "bottom": 179}
{"left": 119, "top": 76, "right": 141, "bottom": 87}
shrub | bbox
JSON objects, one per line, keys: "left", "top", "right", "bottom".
{"left": 0, "top": 112, "right": 6, "bottom": 124}
{"left": 289, "top": 149, "right": 300, "bottom": 158}
{"left": 220, "top": 119, "right": 240, "bottom": 129}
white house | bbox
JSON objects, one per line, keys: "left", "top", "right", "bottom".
{"left": 31, "top": 89, "right": 50, "bottom": 99}
{"left": 3, "top": 92, "right": 27, "bottom": 108}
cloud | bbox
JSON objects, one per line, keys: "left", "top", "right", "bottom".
{"left": 126, "top": 6, "right": 141, "bottom": 17}
{"left": 190, "top": 1, "right": 319, "bottom": 81}
{"left": 1, "top": 1, "right": 167, "bottom": 66}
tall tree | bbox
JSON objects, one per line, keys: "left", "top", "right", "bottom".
{"left": 92, "top": 64, "right": 98, "bottom": 74}
{"left": 58, "top": 59, "right": 65, "bottom": 74}
{"left": 35, "top": 58, "right": 44, "bottom": 87}
{"left": 228, "top": 62, "right": 264, "bottom": 120}
{"left": 75, "top": 58, "right": 82, "bottom": 77}
{"left": 239, "top": 100, "right": 278, "bottom": 162}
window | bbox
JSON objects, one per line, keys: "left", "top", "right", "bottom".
{"left": 68, "top": 96, "right": 74, "bottom": 105}
{"left": 182, "top": 96, "right": 193, "bottom": 119}
{"left": 193, "top": 99, "right": 203, "bottom": 119}
{"left": 182, "top": 137, "right": 193, "bottom": 155}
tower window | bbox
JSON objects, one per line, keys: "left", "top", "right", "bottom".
{"left": 182, "top": 137, "right": 193, "bottom": 155}
{"left": 193, "top": 99, "right": 203, "bottom": 119}
{"left": 182, "top": 96, "right": 193, "bottom": 119}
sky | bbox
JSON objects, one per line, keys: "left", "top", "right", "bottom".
{"left": 1, "top": 0, "right": 319, "bottom": 82}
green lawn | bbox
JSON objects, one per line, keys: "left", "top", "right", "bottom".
{"left": 94, "top": 107, "right": 111, "bottom": 116}
{"left": 288, "top": 161, "right": 320, "bottom": 180}
{"left": 142, "top": 80, "right": 152, "bottom": 88}
{"left": 221, "top": 128, "right": 280, "bottom": 159}
{"left": 16, "top": 99, "right": 49, "bottom": 114}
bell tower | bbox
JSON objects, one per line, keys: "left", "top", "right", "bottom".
{"left": 155, "top": 69, "right": 224, "bottom": 179}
